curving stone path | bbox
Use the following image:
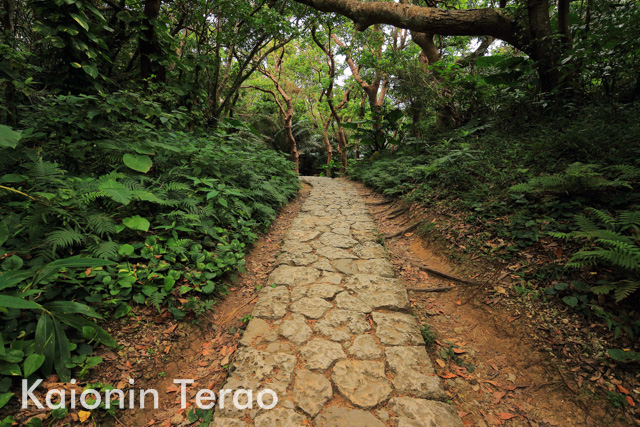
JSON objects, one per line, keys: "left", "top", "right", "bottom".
{"left": 213, "top": 177, "right": 463, "bottom": 426}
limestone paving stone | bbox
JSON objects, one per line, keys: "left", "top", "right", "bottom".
{"left": 285, "top": 229, "right": 320, "bottom": 242}
{"left": 211, "top": 419, "right": 248, "bottom": 426}
{"left": 290, "top": 297, "right": 333, "bottom": 319}
{"left": 280, "top": 242, "right": 313, "bottom": 254}
{"left": 385, "top": 346, "right": 446, "bottom": 400}
{"left": 279, "top": 314, "right": 313, "bottom": 345}
{"left": 347, "top": 334, "right": 383, "bottom": 359}
{"left": 239, "top": 318, "right": 278, "bottom": 347}
{"left": 306, "top": 282, "right": 342, "bottom": 299}
{"left": 316, "top": 246, "right": 356, "bottom": 260}
{"left": 334, "top": 292, "right": 372, "bottom": 313}
{"left": 300, "top": 338, "right": 346, "bottom": 371}
{"left": 353, "top": 242, "right": 387, "bottom": 259}
{"left": 319, "top": 232, "right": 358, "bottom": 249}
{"left": 331, "top": 360, "right": 393, "bottom": 408}
{"left": 387, "top": 397, "right": 463, "bottom": 427}
{"left": 318, "top": 272, "right": 343, "bottom": 285}
{"left": 268, "top": 265, "right": 320, "bottom": 286}
{"left": 332, "top": 259, "right": 358, "bottom": 275}
{"left": 253, "top": 408, "right": 308, "bottom": 427}
{"left": 357, "top": 259, "right": 395, "bottom": 277}
{"left": 252, "top": 286, "right": 290, "bottom": 320}
{"left": 313, "top": 407, "right": 386, "bottom": 427}
{"left": 293, "top": 369, "right": 332, "bottom": 417}
{"left": 275, "top": 252, "right": 318, "bottom": 267}
{"left": 313, "top": 309, "right": 371, "bottom": 342}
{"left": 310, "top": 258, "right": 334, "bottom": 271}
{"left": 372, "top": 312, "right": 425, "bottom": 346}
{"left": 344, "top": 275, "right": 410, "bottom": 311}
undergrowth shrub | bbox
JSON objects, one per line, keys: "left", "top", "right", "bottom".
{"left": 0, "top": 96, "right": 299, "bottom": 387}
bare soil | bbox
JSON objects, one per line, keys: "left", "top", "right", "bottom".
{"left": 354, "top": 182, "right": 632, "bottom": 427}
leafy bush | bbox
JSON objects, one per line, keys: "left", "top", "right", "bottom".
{"left": 0, "top": 98, "right": 299, "bottom": 391}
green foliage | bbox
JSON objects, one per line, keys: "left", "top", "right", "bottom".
{"left": 0, "top": 96, "right": 299, "bottom": 391}
{"left": 551, "top": 208, "right": 640, "bottom": 302}
{"left": 419, "top": 323, "right": 436, "bottom": 346}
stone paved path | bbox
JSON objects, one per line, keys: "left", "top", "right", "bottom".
{"left": 213, "top": 177, "right": 463, "bottom": 426}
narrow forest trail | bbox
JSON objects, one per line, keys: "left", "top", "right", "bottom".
{"left": 212, "top": 177, "right": 462, "bottom": 426}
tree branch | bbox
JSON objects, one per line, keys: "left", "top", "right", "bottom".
{"left": 292, "top": 0, "right": 524, "bottom": 48}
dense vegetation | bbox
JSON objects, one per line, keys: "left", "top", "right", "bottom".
{"left": 1, "top": 0, "right": 639, "bottom": 422}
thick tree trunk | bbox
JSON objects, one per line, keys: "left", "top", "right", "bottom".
{"left": 526, "top": 0, "right": 561, "bottom": 92}
{"left": 140, "top": 0, "right": 165, "bottom": 83}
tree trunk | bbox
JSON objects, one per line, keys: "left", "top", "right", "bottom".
{"left": 140, "top": 0, "right": 165, "bottom": 83}
{"left": 1, "top": 0, "right": 16, "bottom": 125}
{"left": 285, "top": 113, "right": 299, "bottom": 173}
{"left": 526, "top": 0, "right": 561, "bottom": 92}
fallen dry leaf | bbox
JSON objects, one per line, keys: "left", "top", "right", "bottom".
{"left": 496, "top": 412, "right": 517, "bottom": 420}
{"left": 492, "top": 391, "right": 507, "bottom": 404}
{"left": 616, "top": 384, "right": 630, "bottom": 395}
{"left": 438, "top": 372, "right": 457, "bottom": 379}
{"left": 626, "top": 396, "right": 635, "bottom": 407}
{"left": 436, "top": 359, "right": 446, "bottom": 368}
{"left": 78, "top": 411, "right": 91, "bottom": 423}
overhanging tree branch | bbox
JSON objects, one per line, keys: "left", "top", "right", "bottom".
{"left": 292, "top": 0, "right": 525, "bottom": 48}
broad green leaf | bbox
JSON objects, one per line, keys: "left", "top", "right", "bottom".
{"left": 123, "top": 215, "right": 150, "bottom": 232}
{"left": 123, "top": 153, "right": 152, "bottom": 173}
{"left": 55, "top": 314, "right": 116, "bottom": 347}
{"left": 47, "top": 36, "right": 65, "bottom": 48}
{"left": 70, "top": 13, "right": 89, "bottom": 31}
{"left": 0, "top": 125, "right": 21, "bottom": 149}
{"left": 70, "top": 62, "right": 82, "bottom": 68}
{"left": 0, "top": 174, "right": 26, "bottom": 183}
{"left": 0, "top": 295, "right": 42, "bottom": 310}
{"left": 0, "top": 363, "right": 21, "bottom": 376}
{"left": 1, "top": 255, "right": 23, "bottom": 271}
{"left": 46, "top": 256, "right": 114, "bottom": 269}
{"left": 0, "top": 392, "right": 12, "bottom": 410}
{"left": 608, "top": 348, "right": 640, "bottom": 362}
{"left": 118, "top": 244, "right": 135, "bottom": 256}
{"left": 0, "top": 222, "right": 7, "bottom": 246}
{"left": 82, "top": 64, "right": 99, "bottom": 78}
{"left": 34, "top": 314, "right": 56, "bottom": 376}
{"left": 53, "top": 319, "right": 71, "bottom": 381}
{"left": 44, "top": 301, "right": 102, "bottom": 318}
{"left": 0, "top": 270, "right": 32, "bottom": 291}
{"left": 23, "top": 354, "right": 45, "bottom": 377}
{"left": 562, "top": 296, "right": 578, "bottom": 307}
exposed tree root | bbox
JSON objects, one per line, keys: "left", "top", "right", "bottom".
{"left": 384, "top": 222, "right": 421, "bottom": 239}
{"left": 406, "top": 286, "right": 454, "bottom": 292}
{"left": 366, "top": 199, "right": 394, "bottom": 206}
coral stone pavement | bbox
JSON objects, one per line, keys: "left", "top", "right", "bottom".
{"left": 212, "top": 177, "right": 463, "bottom": 426}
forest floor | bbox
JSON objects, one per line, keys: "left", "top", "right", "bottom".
{"left": 355, "top": 182, "right": 635, "bottom": 427}
{"left": 12, "top": 178, "right": 636, "bottom": 426}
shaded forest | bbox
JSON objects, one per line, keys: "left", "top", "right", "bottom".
{"left": 1, "top": 0, "right": 639, "bottom": 424}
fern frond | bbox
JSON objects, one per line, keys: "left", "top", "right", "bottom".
{"left": 613, "top": 280, "right": 640, "bottom": 302}
{"left": 88, "top": 240, "right": 119, "bottom": 260}
{"left": 86, "top": 214, "right": 117, "bottom": 237}
{"left": 45, "top": 227, "right": 86, "bottom": 252}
